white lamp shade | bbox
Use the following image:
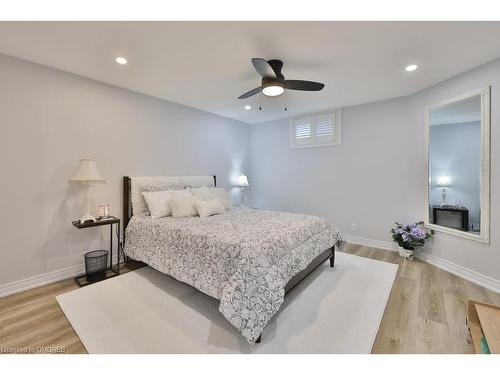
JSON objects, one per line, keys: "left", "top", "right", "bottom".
{"left": 436, "top": 176, "right": 451, "bottom": 187}
{"left": 235, "top": 174, "right": 249, "bottom": 187}
{"left": 69, "top": 159, "right": 105, "bottom": 183}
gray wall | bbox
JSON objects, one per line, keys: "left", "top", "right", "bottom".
{"left": 430, "top": 122, "right": 481, "bottom": 229}
{"left": 251, "top": 58, "right": 500, "bottom": 283}
{"left": 251, "top": 97, "right": 413, "bottom": 242}
{"left": 0, "top": 54, "right": 251, "bottom": 286}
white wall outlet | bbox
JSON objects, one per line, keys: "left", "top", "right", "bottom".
{"left": 351, "top": 223, "right": 358, "bottom": 232}
{"left": 83, "top": 242, "right": 90, "bottom": 255}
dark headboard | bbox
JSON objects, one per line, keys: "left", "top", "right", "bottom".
{"left": 122, "top": 175, "right": 217, "bottom": 241}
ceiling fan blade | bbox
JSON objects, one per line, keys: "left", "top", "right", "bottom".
{"left": 285, "top": 80, "right": 325, "bottom": 91}
{"left": 238, "top": 86, "right": 262, "bottom": 99}
{"left": 251, "top": 58, "right": 277, "bottom": 79}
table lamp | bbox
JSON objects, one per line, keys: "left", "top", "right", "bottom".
{"left": 234, "top": 174, "right": 250, "bottom": 207}
{"left": 436, "top": 176, "right": 452, "bottom": 207}
{"left": 69, "top": 158, "right": 105, "bottom": 223}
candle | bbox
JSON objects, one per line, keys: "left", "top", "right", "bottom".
{"left": 98, "top": 204, "right": 110, "bottom": 218}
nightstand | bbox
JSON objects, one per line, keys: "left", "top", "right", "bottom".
{"left": 72, "top": 216, "right": 123, "bottom": 286}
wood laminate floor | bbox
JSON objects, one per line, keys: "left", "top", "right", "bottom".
{"left": 1, "top": 246, "right": 499, "bottom": 354}
{"left": 344, "top": 244, "right": 500, "bottom": 353}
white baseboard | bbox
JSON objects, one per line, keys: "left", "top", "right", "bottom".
{"left": 416, "top": 252, "right": 500, "bottom": 295}
{"left": 0, "top": 255, "right": 119, "bottom": 299}
{"left": 0, "top": 263, "right": 84, "bottom": 298}
{"left": 344, "top": 234, "right": 500, "bottom": 294}
{"left": 343, "top": 235, "right": 396, "bottom": 252}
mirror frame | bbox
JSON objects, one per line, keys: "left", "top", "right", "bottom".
{"left": 424, "top": 87, "right": 491, "bottom": 243}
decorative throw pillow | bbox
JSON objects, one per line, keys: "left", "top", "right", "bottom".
{"left": 189, "top": 185, "right": 215, "bottom": 201}
{"left": 171, "top": 196, "right": 199, "bottom": 217}
{"left": 142, "top": 190, "right": 173, "bottom": 219}
{"left": 210, "top": 187, "right": 232, "bottom": 211}
{"left": 132, "top": 179, "right": 185, "bottom": 215}
{"left": 169, "top": 189, "right": 194, "bottom": 200}
{"left": 194, "top": 198, "right": 226, "bottom": 218}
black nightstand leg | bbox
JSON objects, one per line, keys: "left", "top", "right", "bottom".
{"left": 110, "top": 223, "right": 113, "bottom": 270}
{"left": 116, "top": 221, "right": 121, "bottom": 273}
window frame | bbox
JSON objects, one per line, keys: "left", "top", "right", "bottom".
{"left": 289, "top": 109, "right": 341, "bottom": 149}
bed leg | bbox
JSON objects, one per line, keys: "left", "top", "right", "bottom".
{"left": 255, "top": 334, "right": 261, "bottom": 343}
{"left": 329, "top": 247, "right": 335, "bottom": 268}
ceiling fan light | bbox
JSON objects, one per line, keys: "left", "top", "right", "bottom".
{"left": 115, "top": 56, "right": 128, "bottom": 65}
{"left": 262, "top": 85, "right": 285, "bottom": 97}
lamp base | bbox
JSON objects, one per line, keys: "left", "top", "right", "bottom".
{"left": 79, "top": 214, "right": 97, "bottom": 224}
{"left": 440, "top": 188, "right": 447, "bottom": 207}
{"left": 240, "top": 187, "right": 246, "bottom": 207}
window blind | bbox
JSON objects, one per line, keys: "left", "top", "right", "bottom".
{"left": 290, "top": 110, "right": 341, "bottom": 148}
{"left": 293, "top": 118, "right": 313, "bottom": 145}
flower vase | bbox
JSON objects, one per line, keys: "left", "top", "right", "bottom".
{"left": 398, "top": 245, "right": 414, "bottom": 260}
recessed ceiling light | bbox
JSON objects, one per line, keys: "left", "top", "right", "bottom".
{"left": 115, "top": 57, "right": 127, "bottom": 65}
{"left": 405, "top": 64, "right": 418, "bottom": 72}
{"left": 244, "top": 105, "right": 252, "bottom": 111}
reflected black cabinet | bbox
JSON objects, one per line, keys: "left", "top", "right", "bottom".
{"left": 432, "top": 206, "right": 469, "bottom": 231}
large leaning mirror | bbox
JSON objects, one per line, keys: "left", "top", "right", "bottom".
{"left": 425, "top": 87, "right": 490, "bottom": 243}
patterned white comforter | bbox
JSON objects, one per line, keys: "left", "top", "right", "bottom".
{"left": 124, "top": 207, "right": 343, "bottom": 344}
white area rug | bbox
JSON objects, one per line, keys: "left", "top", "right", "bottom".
{"left": 57, "top": 252, "right": 398, "bottom": 353}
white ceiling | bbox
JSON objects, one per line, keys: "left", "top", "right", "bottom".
{"left": 430, "top": 95, "right": 481, "bottom": 126}
{"left": 0, "top": 21, "right": 499, "bottom": 124}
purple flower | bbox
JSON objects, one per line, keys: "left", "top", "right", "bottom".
{"left": 411, "top": 226, "right": 426, "bottom": 240}
{"left": 392, "top": 221, "right": 433, "bottom": 249}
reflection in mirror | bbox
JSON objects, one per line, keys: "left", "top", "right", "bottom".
{"left": 428, "top": 95, "right": 481, "bottom": 234}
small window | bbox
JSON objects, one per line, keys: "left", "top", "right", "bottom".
{"left": 292, "top": 117, "right": 313, "bottom": 145}
{"left": 315, "top": 114, "right": 334, "bottom": 142}
{"left": 290, "top": 109, "right": 341, "bottom": 148}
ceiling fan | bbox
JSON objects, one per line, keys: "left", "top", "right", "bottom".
{"left": 238, "top": 58, "right": 325, "bottom": 99}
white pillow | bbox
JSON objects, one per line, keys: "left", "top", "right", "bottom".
{"left": 190, "top": 186, "right": 214, "bottom": 200}
{"left": 169, "top": 189, "right": 193, "bottom": 200}
{"left": 142, "top": 190, "right": 173, "bottom": 219}
{"left": 171, "top": 196, "right": 199, "bottom": 217}
{"left": 194, "top": 198, "right": 226, "bottom": 218}
{"left": 210, "top": 188, "right": 232, "bottom": 211}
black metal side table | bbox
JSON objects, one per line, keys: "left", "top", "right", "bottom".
{"left": 72, "top": 216, "right": 123, "bottom": 286}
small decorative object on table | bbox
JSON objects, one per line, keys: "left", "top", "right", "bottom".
{"left": 98, "top": 203, "right": 110, "bottom": 219}
{"left": 391, "top": 221, "right": 434, "bottom": 260}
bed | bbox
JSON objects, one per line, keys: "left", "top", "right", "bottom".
{"left": 122, "top": 176, "right": 343, "bottom": 344}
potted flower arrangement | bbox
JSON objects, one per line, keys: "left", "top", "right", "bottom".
{"left": 390, "top": 221, "right": 434, "bottom": 260}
